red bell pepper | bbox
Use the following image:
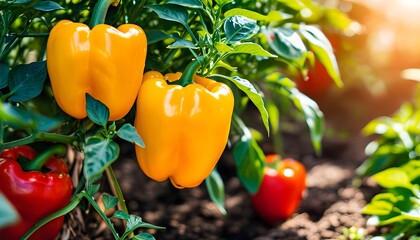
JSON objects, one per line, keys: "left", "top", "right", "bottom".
{"left": 0, "top": 145, "right": 73, "bottom": 240}
{"left": 251, "top": 154, "right": 306, "bottom": 225}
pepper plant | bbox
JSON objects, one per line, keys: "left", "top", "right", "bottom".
{"left": 0, "top": 0, "right": 348, "bottom": 239}
{"left": 358, "top": 86, "right": 420, "bottom": 238}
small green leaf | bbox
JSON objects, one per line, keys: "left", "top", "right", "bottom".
{"left": 215, "top": 42, "right": 233, "bottom": 53}
{"left": 289, "top": 89, "right": 324, "bottom": 155}
{"left": 224, "top": 15, "right": 259, "bottom": 43}
{"left": 133, "top": 233, "right": 156, "bottom": 240}
{"left": 145, "top": 30, "right": 178, "bottom": 44}
{"left": 124, "top": 215, "right": 165, "bottom": 238}
{"left": 147, "top": 4, "right": 189, "bottom": 28}
{"left": 224, "top": 8, "right": 268, "bottom": 21}
{"left": 86, "top": 181, "right": 101, "bottom": 196}
{"left": 168, "top": 39, "right": 198, "bottom": 49}
{"left": 83, "top": 138, "right": 120, "bottom": 181}
{"left": 0, "top": 63, "right": 9, "bottom": 89}
{"left": 33, "top": 1, "right": 64, "bottom": 11}
{"left": 112, "top": 210, "right": 130, "bottom": 220}
{"left": 86, "top": 93, "right": 109, "bottom": 127}
{"left": 8, "top": 61, "right": 47, "bottom": 102}
{"left": 373, "top": 168, "right": 411, "bottom": 189}
{"left": 262, "top": 27, "right": 307, "bottom": 68}
{"left": 166, "top": 0, "right": 203, "bottom": 8}
{"left": 231, "top": 42, "right": 277, "bottom": 58}
{"left": 205, "top": 169, "right": 227, "bottom": 215}
{"left": 102, "top": 193, "right": 118, "bottom": 211}
{"left": 299, "top": 25, "right": 343, "bottom": 87}
{"left": 117, "top": 123, "right": 145, "bottom": 147}
{"left": 0, "top": 193, "right": 19, "bottom": 228}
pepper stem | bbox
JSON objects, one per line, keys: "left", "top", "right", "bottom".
{"left": 24, "top": 144, "right": 67, "bottom": 171}
{"left": 89, "top": 0, "right": 120, "bottom": 28}
{"left": 176, "top": 56, "right": 205, "bottom": 87}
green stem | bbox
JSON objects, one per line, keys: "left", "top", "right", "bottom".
{"left": 20, "top": 192, "right": 84, "bottom": 240}
{"left": 9, "top": 33, "right": 49, "bottom": 38}
{"left": 174, "top": 56, "right": 205, "bottom": 87}
{"left": 25, "top": 144, "right": 67, "bottom": 171}
{"left": 83, "top": 191, "right": 120, "bottom": 239}
{"left": 89, "top": 0, "right": 120, "bottom": 28}
{"left": 0, "top": 132, "right": 78, "bottom": 152}
{"left": 106, "top": 167, "right": 129, "bottom": 215}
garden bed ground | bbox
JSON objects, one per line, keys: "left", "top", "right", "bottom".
{"left": 65, "top": 122, "right": 384, "bottom": 240}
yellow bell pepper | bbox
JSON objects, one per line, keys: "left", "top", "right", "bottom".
{"left": 46, "top": 20, "right": 147, "bottom": 120}
{"left": 135, "top": 69, "right": 234, "bottom": 188}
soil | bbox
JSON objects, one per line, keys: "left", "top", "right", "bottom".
{"left": 60, "top": 118, "right": 384, "bottom": 240}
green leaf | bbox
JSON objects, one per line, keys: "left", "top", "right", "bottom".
{"left": 8, "top": 61, "right": 47, "bottom": 102}
{"left": 0, "top": 193, "right": 19, "bottom": 228}
{"left": 133, "top": 233, "right": 156, "bottom": 240}
{"left": 112, "top": 210, "right": 130, "bottom": 220}
{"left": 215, "top": 0, "right": 233, "bottom": 6}
{"left": 102, "top": 193, "right": 118, "bottom": 211}
{"left": 224, "top": 15, "right": 259, "bottom": 43}
{"left": 362, "top": 193, "right": 398, "bottom": 215}
{"left": 146, "top": 4, "right": 189, "bottom": 28}
{"left": 289, "top": 89, "right": 324, "bottom": 155}
{"left": 262, "top": 27, "right": 307, "bottom": 68}
{"left": 83, "top": 138, "right": 120, "bottom": 181}
{"left": 168, "top": 39, "right": 198, "bottom": 49}
{"left": 219, "top": 75, "right": 269, "bottom": 133}
{"left": 232, "top": 124, "right": 265, "bottom": 194}
{"left": 224, "top": 8, "right": 268, "bottom": 21}
{"left": 0, "top": 63, "right": 9, "bottom": 89}
{"left": 33, "top": 1, "right": 63, "bottom": 11}
{"left": 299, "top": 25, "right": 343, "bottom": 88}
{"left": 145, "top": 30, "right": 179, "bottom": 44}
{"left": 215, "top": 42, "right": 233, "bottom": 53}
{"left": 166, "top": 0, "right": 203, "bottom": 8}
{"left": 86, "top": 93, "right": 109, "bottom": 127}
{"left": 117, "top": 123, "right": 145, "bottom": 147}
{"left": 231, "top": 42, "right": 277, "bottom": 58}
{"left": 124, "top": 215, "right": 165, "bottom": 238}
{"left": 0, "top": 101, "right": 61, "bottom": 131}
{"left": 205, "top": 169, "right": 227, "bottom": 215}
{"left": 373, "top": 168, "right": 412, "bottom": 189}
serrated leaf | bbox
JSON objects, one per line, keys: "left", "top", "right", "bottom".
{"left": 147, "top": 4, "right": 189, "bottom": 28}
{"left": 224, "top": 15, "right": 258, "bottom": 43}
{"left": 8, "top": 61, "right": 47, "bottom": 102}
{"left": 233, "top": 133, "right": 265, "bottom": 194}
{"left": 262, "top": 27, "right": 307, "bottom": 68}
{"left": 205, "top": 169, "right": 227, "bottom": 215}
{"left": 83, "top": 138, "right": 120, "bottom": 181}
{"left": 168, "top": 39, "right": 198, "bottom": 49}
{"left": 166, "top": 0, "right": 202, "bottom": 8}
{"left": 0, "top": 193, "right": 19, "bottom": 228}
{"left": 0, "top": 63, "right": 9, "bottom": 89}
{"left": 289, "top": 89, "right": 324, "bottom": 155}
{"left": 117, "top": 123, "right": 145, "bottom": 147}
{"left": 299, "top": 25, "right": 343, "bottom": 87}
{"left": 112, "top": 210, "right": 130, "bottom": 220}
{"left": 102, "top": 193, "right": 118, "bottom": 211}
{"left": 86, "top": 93, "right": 109, "bottom": 127}
{"left": 224, "top": 8, "right": 268, "bottom": 21}
{"left": 33, "top": 1, "right": 63, "bottom": 11}
{"left": 231, "top": 42, "right": 277, "bottom": 58}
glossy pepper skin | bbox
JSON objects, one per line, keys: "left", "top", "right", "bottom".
{"left": 135, "top": 71, "right": 234, "bottom": 188}
{"left": 251, "top": 154, "right": 306, "bottom": 225}
{"left": 0, "top": 146, "right": 74, "bottom": 240}
{"left": 46, "top": 20, "right": 147, "bottom": 120}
